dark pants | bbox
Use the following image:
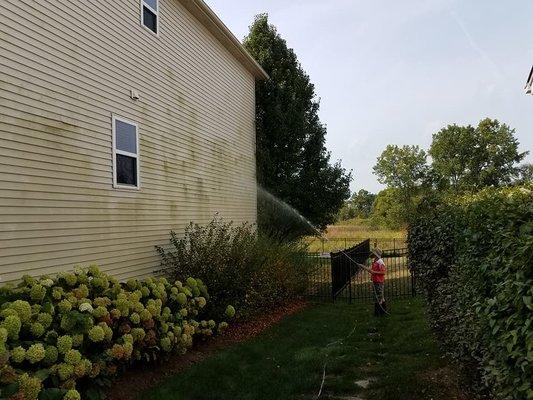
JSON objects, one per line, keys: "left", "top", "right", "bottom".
{"left": 373, "top": 282, "right": 384, "bottom": 303}
{"left": 373, "top": 282, "right": 387, "bottom": 316}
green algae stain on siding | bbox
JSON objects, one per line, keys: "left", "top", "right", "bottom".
{"left": 0, "top": 0, "right": 258, "bottom": 283}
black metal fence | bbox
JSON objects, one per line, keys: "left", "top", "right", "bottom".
{"left": 307, "top": 246, "right": 414, "bottom": 303}
{"left": 331, "top": 239, "right": 370, "bottom": 300}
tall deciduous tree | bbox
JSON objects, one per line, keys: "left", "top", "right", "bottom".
{"left": 430, "top": 119, "right": 528, "bottom": 190}
{"left": 428, "top": 124, "right": 477, "bottom": 190}
{"left": 244, "top": 14, "right": 351, "bottom": 233}
{"left": 373, "top": 145, "right": 428, "bottom": 221}
{"left": 371, "top": 188, "right": 409, "bottom": 229}
{"left": 337, "top": 189, "right": 376, "bottom": 221}
{"left": 350, "top": 189, "right": 376, "bottom": 218}
{"left": 373, "top": 145, "right": 429, "bottom": 190}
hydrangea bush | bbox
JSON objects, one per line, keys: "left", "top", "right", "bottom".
{"left": 0, "top": 267, "right": 232, "bottom": 400}
{"left": 408, "top": 186, "right": 532, "bottom": 400}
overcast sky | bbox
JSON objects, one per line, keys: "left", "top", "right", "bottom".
{"left": 207, "top": 0, "right": 533, "bottom": 193}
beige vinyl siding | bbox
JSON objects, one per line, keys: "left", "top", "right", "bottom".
{"left": 0, "top": 0, "right": 258, "bottom": 283}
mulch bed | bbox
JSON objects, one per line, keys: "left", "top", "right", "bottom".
{"left": 106, "top": 300, "right": 310, "bottom": 400}
{"left": 418, "top": 364, "right": 487, "bottom": 400}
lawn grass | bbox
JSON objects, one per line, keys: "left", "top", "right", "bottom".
{"left": 143, "top": 298, "right": 458, "bottom": 400}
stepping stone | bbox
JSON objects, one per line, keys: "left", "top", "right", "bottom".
{"left": 336, "top": 396, "right": 365, "bottom": 400}
{"left": 354, "top": 378, "right": 375, "bottom": 389}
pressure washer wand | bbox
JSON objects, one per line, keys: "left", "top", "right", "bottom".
{"left": 355, "top": 262, "right": 373, "bottom": 274}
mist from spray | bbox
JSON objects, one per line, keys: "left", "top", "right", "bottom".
{"left": 257, "top": 186, "right": 324, "bottom": 240}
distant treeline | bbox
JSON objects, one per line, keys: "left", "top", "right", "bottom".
{"left": 338, "top": 118, "right": 531, "bottom": 229}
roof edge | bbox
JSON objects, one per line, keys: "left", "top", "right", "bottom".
{"left": 525, "top": 65, "right": 533, "bottom": 94}
{"left": 178, "top": 0, "right": 269, "bottom": 80}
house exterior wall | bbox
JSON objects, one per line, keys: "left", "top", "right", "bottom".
{"left": 0, "top": 0, "right": 258, "bottom": 283}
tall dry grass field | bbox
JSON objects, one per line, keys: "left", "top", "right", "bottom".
{"left": 306, "top": 218, "right": 407, "bottom": 253}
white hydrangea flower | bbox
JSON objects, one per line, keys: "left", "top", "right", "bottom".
{"left": 79, "top": 303, "right": 94, "bottom": 313}
{"left": 40, "top": 279, "right": 54, "bottom": 287}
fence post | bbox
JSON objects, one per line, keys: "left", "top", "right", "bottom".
{"left": 411, "top": 266, "right": 416, "bottom": 297}
{"left": 348, "top": 262, "right": 352, "bottom": 304}
{"left": 322, "top": 238, "right": 325, "bottom": 254}
{"left": 330, "top": 261, "right": 334, "bottom": 303}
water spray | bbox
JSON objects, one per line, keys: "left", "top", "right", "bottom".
{"left": 259, "top": 188, "right": 374, "bottom": 280}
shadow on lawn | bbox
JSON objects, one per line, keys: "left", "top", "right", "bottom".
{"left": 106, "top": 301, "right": 309, "bottom": 400}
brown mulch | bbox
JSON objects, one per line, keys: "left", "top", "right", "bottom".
{"left": 106, "top": 300, "right": 310, "bottom": 400}
{"left": 418, "top": 365, "right": 481, "bottom": 400}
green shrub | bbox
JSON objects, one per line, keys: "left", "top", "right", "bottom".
{"left": 156, "top": 219, "right": 313, "bottom": 318}
{"left": 408, "top": 186, "right": 533, "bottom": 399}
{"left": 0, "top": 266, "right": 231, "bottom": 400}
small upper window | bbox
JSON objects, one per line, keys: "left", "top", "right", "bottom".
{"left": 141, "top": 0, "right": 158, "bottom": 34}
{"left": 112, "top": 116, "right": 140, "bottom": 189}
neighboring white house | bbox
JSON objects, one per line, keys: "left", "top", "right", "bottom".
{"left": 0, "top": 0, "right": 268, "bottom": 283}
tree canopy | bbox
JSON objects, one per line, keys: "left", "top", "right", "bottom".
{"left": 428, "top": 124, "right": 477, "bottom": 190}
{"left": 371, "top": 188, "right": 409, "bottom": 230}
{"left": 337, "top": 189, "right": 376, "bottom": 221}
{"left": 516, "top": 163, "right": 533, "bottom": 184}
{"left": 430, "top": 119, "right": 528, "bottom": 190}
{"left": 350, "top": 189, "right": 376, "bottom": 218}
{"left": 372, "top": 145, "right": 428, "bottom": 223}
{"left": 368, "top": 118, "right": 528, "bottom": 229}
{"left": 373, "top": 145, "right": 429, "bottom": 191}
{"left": 244, "top": 14, "right": 351, "bottom": 233}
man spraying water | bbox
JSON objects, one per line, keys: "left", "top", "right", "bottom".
{"left": 357, "top": 248, "right": 387, "bottom": 316}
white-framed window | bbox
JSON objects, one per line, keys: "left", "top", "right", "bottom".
{"left": 141, "top": 0, "right": 159, "bottom": 35}
{"left": 112, "top": 116, "right": 140, "bottom": 190}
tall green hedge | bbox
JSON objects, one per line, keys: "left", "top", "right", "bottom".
{"left": 408, "top": 186, "right": 532, "bottom": 400}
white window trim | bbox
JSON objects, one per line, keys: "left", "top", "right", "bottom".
{"left": 140, "top": 0, "right": 159, "bottom": 36}
{"left": 112, "top": 115, "right": 141, "bottom": 190}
